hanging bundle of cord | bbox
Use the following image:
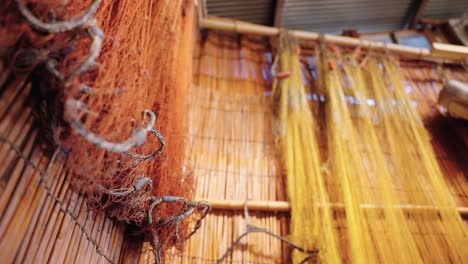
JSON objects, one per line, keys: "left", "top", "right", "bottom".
{"left": 272, "top": 33, "right": 341, "bottom": 263}
{"left": 380, "top": 58, "right": 467, "bottom": 262}
{"left": 317, "top": 44, "right": 468, "bottom": 263}
{"left": 0, "top": 0, "right": 209, "bottom": 261}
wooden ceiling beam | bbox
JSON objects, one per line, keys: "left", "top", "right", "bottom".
{"left": 273, "top": 0, "right": 285, "bottom": 27}
{"left": 200, "top": 16, "right": 468, "bottom": 60}
{"left": 404, "top": 0, "right": 430, "bottom": 29}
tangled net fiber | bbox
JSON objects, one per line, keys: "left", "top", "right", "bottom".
{"left": 0, "top": 0, "right": 209, "bottom": 260}
{"left": 273, "top": 33, "right": 467, "bottom": 263}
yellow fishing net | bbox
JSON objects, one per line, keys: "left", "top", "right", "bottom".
{"left": 273, "top": 34, "right": 340, "bottom": 263}
{"left": 274, "top": 33, "right": 467, "bottom": 263}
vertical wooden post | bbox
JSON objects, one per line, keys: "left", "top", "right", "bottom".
{"left": 273, "top": 0, "right": 285, "bottom": 27}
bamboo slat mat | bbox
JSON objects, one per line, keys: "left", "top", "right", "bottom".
{"left": 137, "top": 33, "right": 290, "bottom": 264}
{"left": 0, "top": 73, "right": 130, "bottom": 263}
{"left": 156, "top": 33, "right": 467, "bottom": 263}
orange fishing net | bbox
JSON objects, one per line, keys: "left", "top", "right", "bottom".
{"left": 0, "top": 0, "right": 209, "bottom": 260}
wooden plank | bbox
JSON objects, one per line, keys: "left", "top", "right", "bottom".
{"left": 432, "top": 42, "right": 468, "bottom": 59}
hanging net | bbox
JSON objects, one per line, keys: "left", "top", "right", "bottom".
{"left": 273, "top": 33, "right": 467, "bottom": 263}
{"left": 272, "top": 33, "right": 340, "bottom": 263}
{"left": 0, "top": 0, "right": 210, "bottom": 260}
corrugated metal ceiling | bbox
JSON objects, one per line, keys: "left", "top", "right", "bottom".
{"left": 206, "top": 0, "right": 468, "bottom": 34}
{"left": 206, "top": 0, "right": 275, "bottom": 25}
{"left": 425, "top": 0, "right": 468, "bottom": 19}
{"left": 281, "top": 0, "right": 411, "bottom": 34}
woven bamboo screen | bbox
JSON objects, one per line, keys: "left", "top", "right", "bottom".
{"left": 161, "top": 32, "right": 290, "bottom": 263}
{"left": 140, "top": 31, "right": 468, "bottom": 263}
{"left": 0, "top": 75, "right": 127, "bottom": 263}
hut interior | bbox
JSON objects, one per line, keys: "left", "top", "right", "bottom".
{"left": 0, "top": 0, "right": 467, "bottom": 263}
